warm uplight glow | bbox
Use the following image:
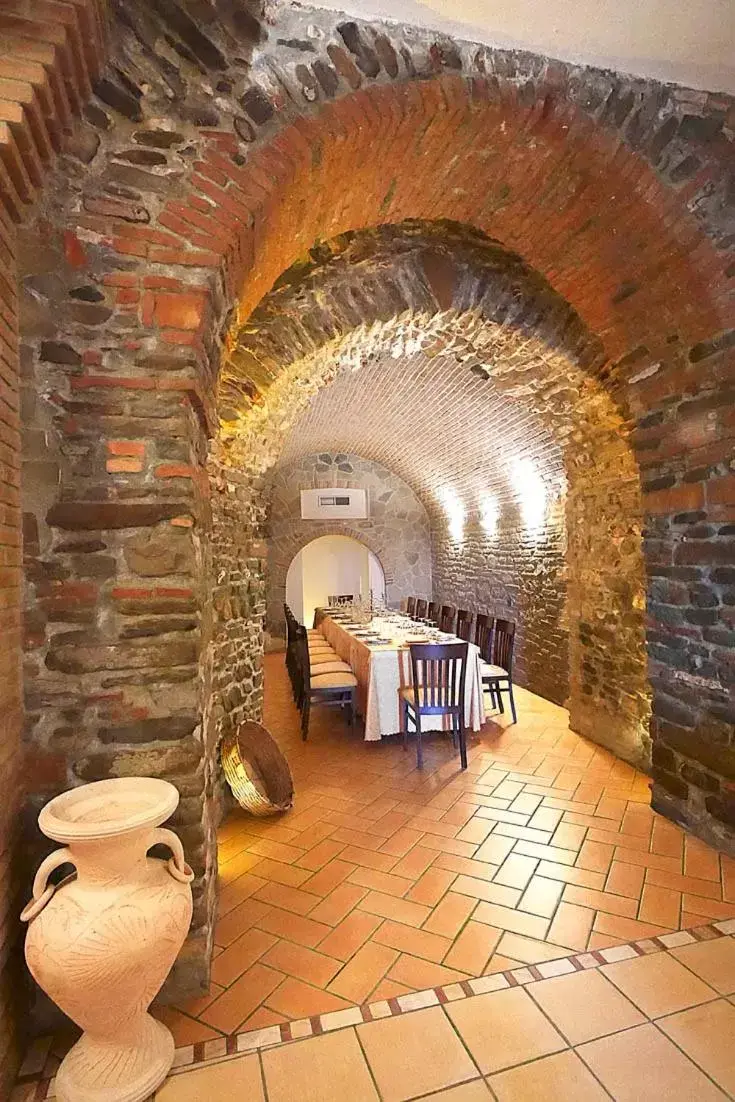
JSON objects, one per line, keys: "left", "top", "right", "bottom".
{"left": 438, "top": 486, "right": 466, "bottom": 544}
{"left": 512, "top": 457, "right": 547, "bottom": 531}
{"left": 479, "top": 494, "right": 499, "bottom": 538}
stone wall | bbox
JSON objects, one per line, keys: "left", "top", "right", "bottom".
{"left": 265, "top": 452, "right": 432, "bottom": 635}
{"left": 432, "top": 499, "right": 569, "bottom": 706}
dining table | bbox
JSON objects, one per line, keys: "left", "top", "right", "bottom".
{"left": 315, "top": 610, "right": 485, "bottom": 742}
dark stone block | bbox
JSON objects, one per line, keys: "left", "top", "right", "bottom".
{"left": 40, "top": 341, "right": 81, "bottom": 366}
{"left": 99, "top": 715, "right": 198, "bottom": 744}
{"left": 47, "top": 502, "right": 192, "bottom": 530}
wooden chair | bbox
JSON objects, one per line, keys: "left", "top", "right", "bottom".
{"left": 415, "top": 598, "right": 428, "bottom": 620}
{"left": 474, "top": 613, "right": 494, "bottom": 659}
{"left": 456, "top": 609, "right": 472, "bottom": 641}
{"left": 481, "top": 618, "right": 517, "bottom": 723}
{"left": 406, "top": 597, "right": 417, "bottom": 617}
{"left": 295, "top": 626, "right": 357, "bottom": 740}
{"left": 439, "top": 605, "right": 456, "bottom": 634}
{"left": 328, "top": 594, "right": 353, "bottom": 605}
{"left": 427, "top": 601, "right": 440, "bottom": 624}
{"left": 400, "top": 642, "right": 469, "bottom": 769}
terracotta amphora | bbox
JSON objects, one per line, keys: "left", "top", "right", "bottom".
{"left": 21, "top": 777, "right": 194, "bottom": 1102}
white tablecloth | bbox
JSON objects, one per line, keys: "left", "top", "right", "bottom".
{"left": 319, "top": 614, "right": 484, "bottom": 742}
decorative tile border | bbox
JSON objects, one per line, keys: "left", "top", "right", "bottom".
{"left": 14, "top": 918, "right": 735, "bottom": 1099}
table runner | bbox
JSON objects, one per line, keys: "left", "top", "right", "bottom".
{"left": 319, "top": 614, "right": 484, "bottom": 742}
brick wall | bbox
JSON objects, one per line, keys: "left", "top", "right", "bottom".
{"left": 265, "top": 452, "right": 432, "bottom": 636}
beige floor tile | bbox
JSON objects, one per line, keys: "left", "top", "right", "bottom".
{"left": 528, "top": 967, "right": 645, "bottom": 1044}
{"left": 671, "top": 937, "right": 735, "bottom": 994}
{"left": 358, "top": 1006, "right": 478, "bottom": 1102}
{"left": 578, "top": 1023, "right": 728, "bottom": 1101}
{"left": 489, "top": 1049, "right": 609, "bottom": 1101}
{"left": 494, "top": 932, "right": 570, "bottom": 964}
{"left": 658, "top": 999, "right": 735, "bottom": 1095}
{"left": 517, "top": 875, "right": 563, "bottom": 917}
{"left": 328, "top": 941, "right": 399, "bottom": 1003}
{"left": 262, "top": 1028, "right": 379, "bottom": 1102}
{"left": 155, "top": 1054, "right": 263, "bottom": 1101}
{"left": 546, "top": 901, "right": 594, "bottom": 950}
{"left": 446, "top": 986, "right": 566, "bottom": 1074}
{"left": 601, "top": 950, "right": 717, "bottom": 1018}
{"left": 421, "top": 1082, "right": 492, "bottom": 1101}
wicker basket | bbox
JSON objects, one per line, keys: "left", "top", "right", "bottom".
{"left": 221, "top": 721, "right": 294, "bottom": 817}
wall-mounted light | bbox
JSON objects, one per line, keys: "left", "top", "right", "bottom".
{"left": 438, "top": 486, "right": 466, "bottom": 545}
{"left": 479, "top": 494, "right": 499, "bottom": 538}
{"left": 512, "top": 457, "right": 547, "bottom": 532}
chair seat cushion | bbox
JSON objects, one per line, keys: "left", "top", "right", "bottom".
{"left": 310, "top": 646, "right": 337, "bottom": 657}
{"left": 309, "top": 642, "right": 334, "bottom": 652}
{"left": 481, "top": 662, "right": 508, "bottom": 678}
{"left": 311, "top": 671, "right": 358, "bottom": 689}
{"left": 309, "top": 660, "right": 352, "bottom": 675}
{"left": 310, "top": 653, "right": 339, "bottom": 665}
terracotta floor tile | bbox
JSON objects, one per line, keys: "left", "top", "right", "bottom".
{"left": 262, "top": 1028, "right": 379, "bottom": 1102}
{"left": 301, "top": 858, "right": 357, "bottom": 898}
{"left": 407, "top": 867, "right": 457, "bottom": 906}
{"left": 681, "top": 894, "right": 735, "bottom": 920}
{"left": 456, "top": 818, "right": 495, "bottom": 845}
{"left": 518, "top": 875, "right": 564, "bottom": 918}
{"left": 218, "top": 848, "right": 263, "bottom": 883}
{"left": 474, "top": 900, "right": 550, "bottom": 939}
{"left": 493, "top": 854, "right": 538, "bottom": 890}
{"left": 175, "top": 982, "right": 224, "bottom": 1017}
{"left": 684, "top": 836, "right": 721, "bottom": 882}
{"left": 451, "top": 874, "right": 521, "bottom": 909}
{"left": 328, "top": 941, "right": 400, "bottom": 1002}
{"left": 374, "top": 918, "right": 453, "bottom": 963}
{"left": 528, "top": 807, "right": 564, "bottom": 832}
{"left": 650, "top": 816, "right": 684, "bottom": 860}
{"left": 443, "top": 921, "right": 502, "bottom": 973}
{"left": 358, "top": 1006, "right": 478, "bottom": 1102}
{"left": 447, "top": 986, "right": 566, "bottom": 1074}
{"left": 199, "top": 963, "right": 284, "bottom": 1033}
{"left": 317, "top": 910, "right": 383, "bottom": 961}
{"left": 592, "top": 911, "right": 671, "bottom": 942}
{"left": 546, "top": 901, "right": 594, "bottom": 950}
{"left": 265, "top": 976, "right": 353, "bottom": 1018}
{"left": 255, "top": 881, "right": 321, "bottom": 916}
{"left": 331, "top": 826, "right": 389, "bottom": 851}
{"left": 156, "top": 1053, "right": 264, "bottom": 1102}
{"left": 601, "top": 950, "right": 717, "bottom": 1017}
{"left": 671, "top": 937, "right": 735, "bottom": 994}
{"left": 575, "top": 839, "right": 614, "bottom": 874}
{"left": 418, "top": 1082, "right": 491, "bottom": 1101}
{"left": 484, "top": 954, "right": 524, "bottom": 973}
{"left": 218, "top": 872, "right": 268, "bottom": 916}
{"left": 494, "top": 932, "right": 571, "bottom": 964}
{"left": 390, "top": 844, "right": 439, "bottom": 880}
{"left": 379, "top": 826, "right": 425, "bottom": 857}
{"left": 358, "top": 890, "right": 431, "bottom": 928}
{"left": 214, "top": 897, "right": 273, "bottom": 948}
{"left": 388, "top": 954, "right": 471, "bottom": 989}
{"left": 348, "top": 866, "right": 414, "bottom": 897}
{"left": 473, "top": 834, "right": 516, "bottom": 865}
{"left": 211, "top": 927, "right": 278, "bottom": 987}
{"left": 638, "top": 882, "right": 682, "bottom": 927}
{"left": 239, "top": 1005, "right": 287, "bottom": 1031}
{"left": 549, "top": 823, "right": 587, "bottom": 851}
{"left": 528, "top": 968, "right": 645, "bottom": 1044}
{"left": 423, "top": 891, "right": 478, "bottom": 938}
{"left": 296, "top": 839, "right": 347, "bottom": 871}
{"left": 369, "top": 978, "right": 415, "bottom": 1000}
{"left": 340, "top": 845, "right": 400, "bottom": 872}
{"left": 489, "top": 1049, "right": 609, "bottom": 1102}
{"left": 432, "top": 853, "right": 499, "bottom": 883}
{"left": 643, "top": 866, "right": 723, "bottom": 900}
{"left": 604, "top": 860, "right": 645, "bottom": 899}
{"left": 723, "top": 855, "right": 735, "bottom": 904}
{"left": 309, "top": 882, "right": 368, "bottom": 925}
{"left": 658, "top": 999, "right": 735, "bottom": 1095}
{"left": 261, "top": 938, "right": 343, "bottom": 988}
{"left": 578, "top": 1023, "right": 727, "bottom": 1101}
{"left": 255, "top": 907, "right": 333, "bottom": 949}
{"left": 248, "top": 837, "right": 306, "bottom": 864}
{"left": 536, "top": 860, "right": 605, "bottom": 890}
{"left": 249, "top": 857, "right": 314, "bottom": 888}
{"left": 151, "top": 1006, "right": 223, "bottom": 1046}
{"left": 561, "top": 883, "right": 637, "bottom": 918}
{"left": 612, "top": 846, "right": 681, "bottom": 873}
{"left": 419, "top": 834, "right": 479, "bottom": 859}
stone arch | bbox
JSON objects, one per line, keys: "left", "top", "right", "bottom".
{"left": 265, "top": 451, "right": 433, "bottom": 635}
{"left": 9, "top": 1, "right": 734, "bottom": 1012}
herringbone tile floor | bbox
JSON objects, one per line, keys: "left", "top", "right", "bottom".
{"left": 160, "top": 653, "right": 735, "bottom": 1044}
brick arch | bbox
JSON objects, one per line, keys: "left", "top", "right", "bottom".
{"left": 10, "top": 3, "right": 735, "bottom": 1020}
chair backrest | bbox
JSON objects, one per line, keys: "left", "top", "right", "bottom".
{"left": 456, "top": 609, "right": 472, "bottom": 641}
{"left": 427, "top": 601, "right": 440, "bottom": 624}
{"left": 406, "top": 596, "right": 417, "bottom": 617}
{"left": 492, "top": 618, "right": 515, "bottom": 672}
{"left": 439, "top": 605, "right": 456, "bottom": 634}
{"left": 474, "top": 613, "right": 494, "bottom": 660}
{"left": 415, "top": 598, "right": 428, "bottom": 619}
{"left": 408, "top": 642, "right": 468, "bottom": 714}
{"left": 294, "top": 624, "right": 311, "bottom": 695}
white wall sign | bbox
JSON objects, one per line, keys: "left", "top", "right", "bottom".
{"left": 300, "top": 488, "right": 368, "bottom": 520}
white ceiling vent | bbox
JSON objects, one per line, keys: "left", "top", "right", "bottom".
{"left": 300, "top": 488, "right": 368, "bottom": 520}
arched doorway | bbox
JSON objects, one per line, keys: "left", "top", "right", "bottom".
{"left": 286, "top": 535, "right": 386, "bottom": 628}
